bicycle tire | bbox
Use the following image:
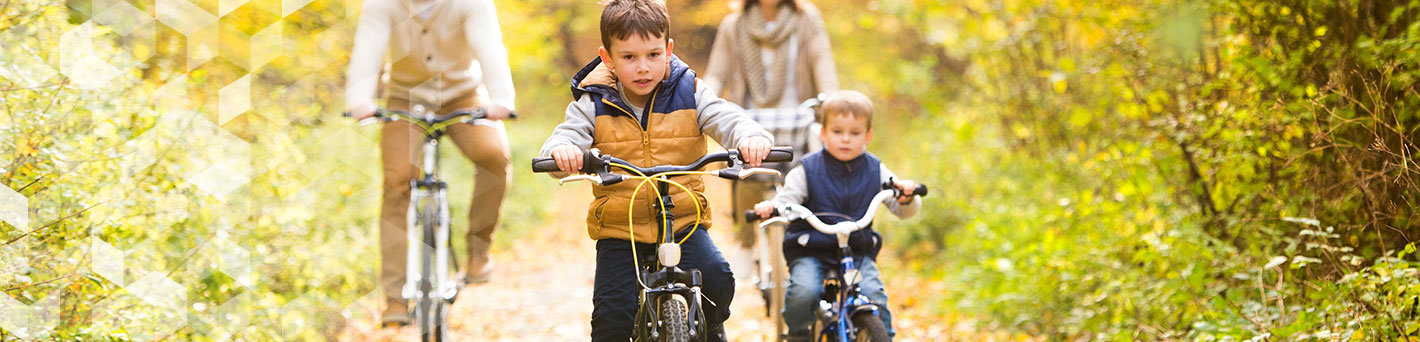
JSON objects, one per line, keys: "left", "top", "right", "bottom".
{"left": 757, "top": 223, "right": 788, "bottom": 341}
{"left": 417, "top": 208, "right": 450, "bottom": 342}
{"left": 660, "top": 295, "right": 692, "bottom": 342}
{"left": 419, "top": 299, "right": 449, "bottom": 342}
{"left": 850, "top": 311, "right": 890, "bottom": 342}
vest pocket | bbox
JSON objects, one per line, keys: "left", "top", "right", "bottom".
{"left": 590, "top": 196, "right": 610, "bottom": 234}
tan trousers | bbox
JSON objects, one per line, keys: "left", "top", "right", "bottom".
{"left": 379, "top": 96, "right": 510, "bottom": 301}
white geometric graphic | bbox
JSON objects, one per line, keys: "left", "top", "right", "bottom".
{"left": 0, "top": 48, "right": 58, "bottom": 88}
{"left": 282, "top": 0, "right": 314, "bottom": 17}
{"left": 156, "top": 0, "right": 217, "bottom": 35}
{"left": 210, "top": 236, "right": 253, "bottom": 287}
{"left": 0, "top": 183, "right": 27, "bottom": 230}
{"left": 92, "top": 0, "right": 154, "bottom": 36}
{"left": 91, "top": 236, "right": 126, "bottom": 285}
{"left": 219, "top": 74, "right": 251, "bottom": 124}
{"left": 251, "top": 21, "right": 283, "bottom": 70}
{"left": 187, "top": 22, "right": 219, "bottom": 70}
{"left": 199, "top": 292, "right": 252, "bottom": 340}
{"left": 60, "top": 21, "right": 124, "bottom": 90}
{"left": 0, "top": 237, "right": 29, "bottom": 280}
{"left": 219, "top": 0, "right": 250, "bottom": 16}
{"left": 175, "top": 113, "right": 252, "bottom": 198}
{"left": 0, "top": 291, "right": 60, "bottom": 340}
{"left": 126, "top": 272, "right": 187, "bottom": 310}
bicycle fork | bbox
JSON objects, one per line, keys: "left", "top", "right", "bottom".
{"left": 636, "top": 177, "right": 709, "bottom": 341}
{"left": 402, "top": 138, "right": 461, "bottom": 304}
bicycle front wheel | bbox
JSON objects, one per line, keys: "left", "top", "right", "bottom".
{"left": 659, "top": 295, "right": 692, "bottom": 342}
{"left": 755, "top": 222, "right": 788, "bottom": 341}
{"left": 850, "top": 311, "right": 890, "bottom": 342}
{"left": 415, "top": 212, "right": 450, "bottom": 341}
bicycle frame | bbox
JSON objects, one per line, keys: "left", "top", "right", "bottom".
{"left": 755, "top": 186, "right": 925, "bottom": 341}
{"left": 634, "top": 176, "right": 710, "bottom": 341}
{"left": 349, "top": 106, "right": 512, "bottom": 340}
{"left": 401, "top": 125, "right": 462, "bottom": 306}
{"left": 534, "top": 148, "right": 792, "bottom": 341}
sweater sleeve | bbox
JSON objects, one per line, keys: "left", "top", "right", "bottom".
{"left": 696, "top": 82, "right": 773, "bottom": 149}
{"left": 464, "top": 0, "right": 516, "bottom": 111}
{"left": 804, "top": 8, "right": 838, "bottom": 94}
{"left": 344, "top": 0, "right": 392, "bottom": 110}
{"left": 880, "top": 164, "right": 921, "bottom": 219}
{"left": 539, "top": 94, "right": 597, "bottom": 157}
{"left": 769, "top": 166, "right": 808, "bottom": 208}
{"left": 703, "top": 15, "right": 738, "bottom": 98}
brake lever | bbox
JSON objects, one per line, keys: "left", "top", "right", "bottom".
{"left": 738, "top": 168, "right": 782, "bottom": 180}
{"left": 558, "top": 174, "right": 603, "bottom": 185}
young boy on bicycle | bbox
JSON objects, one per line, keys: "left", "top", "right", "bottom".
{"left": 752, "top": 90, "right": 921, "bottom": 340}
{"left": 539, "top": 1, "right": 774, "bottom": 340}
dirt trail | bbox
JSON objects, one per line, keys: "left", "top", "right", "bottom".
{"left": 340, "top": 173, "right": 999, "bottom": 341}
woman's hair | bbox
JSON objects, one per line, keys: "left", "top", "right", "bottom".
{"left": 741, "top": 0, "right": 799, "bottom": 12}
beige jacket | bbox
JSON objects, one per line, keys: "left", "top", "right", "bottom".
{"left": 704, "top": 0, "right": 838, "bottom": 108}
{"left": 345, "top": 0, "right": 515, "bottom": 111}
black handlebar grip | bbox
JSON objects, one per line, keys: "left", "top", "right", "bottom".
{"left": 744, "top": 208, "right": 779, "bottom": 222}
{"left": 764, "top": 147, "right": 794, "bottom": 163}
{"left": 531, "top": 157, "right": 561, "bottom": 173}
{"left": 915, "top": 184, "right": 929, "bottom": 197}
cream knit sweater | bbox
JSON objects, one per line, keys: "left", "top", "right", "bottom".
{"left": 345, "top": 0, "right": 515, "bottom": 111}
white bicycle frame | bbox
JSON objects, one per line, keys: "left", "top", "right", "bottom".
{"left": 397, "top": 108, "right": 461, "bottom": 304}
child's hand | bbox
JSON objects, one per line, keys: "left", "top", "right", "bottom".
{"left": 550, "top": 145, "right": 584, "bottom": 174}
{"left": 895, "top": 179, "right": 919, "bottom": 204}
{"left": 738, "top": 136, "right": 772, "bottom": 168}
{"left": 753, "top": 201, "right": 776, "bottom": 219}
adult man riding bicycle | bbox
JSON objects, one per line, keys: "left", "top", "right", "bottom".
{"left": 344, "top": 0, "right": 516, "bottom": 327}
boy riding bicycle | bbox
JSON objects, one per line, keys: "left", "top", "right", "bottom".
{"left": 538, "top": 1, "right": 774, "bottom": 340}
{"left": 752, "top": 90, "right": 921, "bottom": 341}
{"left": 343, "top": 0, "right": 516, "bottom": 327}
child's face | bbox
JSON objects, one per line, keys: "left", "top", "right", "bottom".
{"left": 821, "top": 112, "right": 872, "bottom": 162}
{"left": 598, "top": 34, "right": 674, "bottom": 107}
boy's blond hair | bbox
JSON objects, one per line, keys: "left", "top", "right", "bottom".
{"left": 820, "top": 90, "right": 875, "bottom": 129}
{"left": 599, "top": 0, "right": 670, "bottom": 50}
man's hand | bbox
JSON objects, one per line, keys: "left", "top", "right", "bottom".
{"left": 483, "top": 104, "right": 513, "bottom": 120}
{"left": 895, "top": 179, "right": 919, "bottom": 204}
{"left": 753, "top": 201, "right": 776, "bottom": 220}
{"left": 550, "top": 145, "right": 584, "bottom": 175}
{"left": 738, "top": 136, "right": 772, "bottom": 168}
{"left": 349, "top": 101, "right": 377, "bottom": 121}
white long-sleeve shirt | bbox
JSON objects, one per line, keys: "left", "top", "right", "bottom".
{"left": 344, "top": 0, "right": 515, "bottom": 111}
{"left": 769, "top": 163, "right": 921, "bottom": 219}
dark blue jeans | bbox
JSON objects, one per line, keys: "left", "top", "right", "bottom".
{"left": 784, "top": 256, "right": 893, "bottom": 337}
{"left": 591, "top": 228, "right": 734, "bottom": 342}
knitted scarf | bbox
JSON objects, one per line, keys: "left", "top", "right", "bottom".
{"left": 735, "top": 3, "right": 798, "bottom": 108}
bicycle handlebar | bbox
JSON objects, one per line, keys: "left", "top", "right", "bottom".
{"left": 531, "top": 147, "right": 792, "bottom": 184}
{"left": 744, "top": 181, "right": 929, "bottom": 229}
{"left": 342, "top": 107, "right": 517, "bottom": 127}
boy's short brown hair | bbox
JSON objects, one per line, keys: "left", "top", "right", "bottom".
{"left": 819, "top": 90, "right": 875, "bottom": 129}
{"left": 599, "top": 0, "right": 670, "bottom": 50}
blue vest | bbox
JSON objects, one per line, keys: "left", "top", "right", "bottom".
{"left": 784, "top": 150, "right": 884, "bottom": 264}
